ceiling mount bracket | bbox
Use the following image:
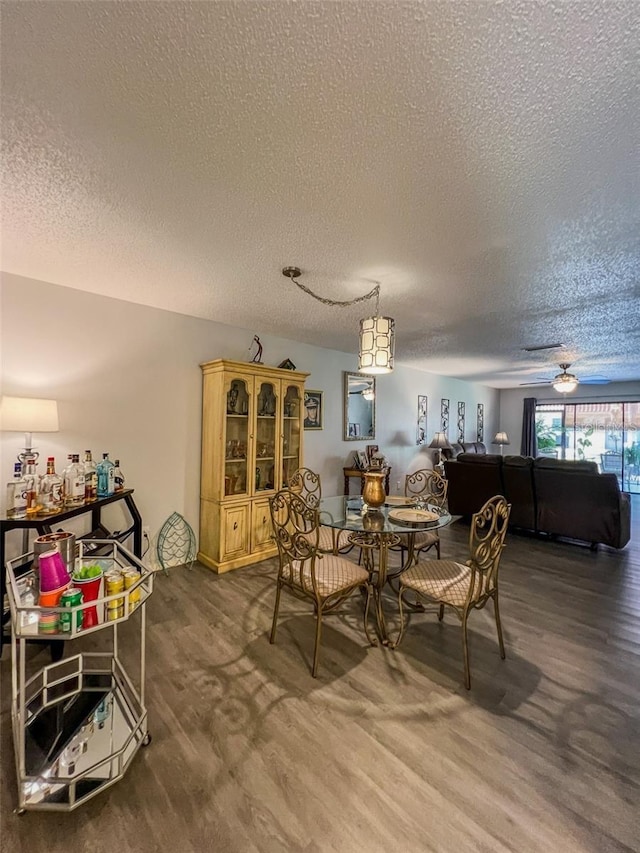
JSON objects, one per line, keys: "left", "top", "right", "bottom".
{"left": 282, "top": 266, "right": 302, "bottom": 280}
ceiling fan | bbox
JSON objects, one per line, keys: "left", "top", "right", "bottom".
{"left": 349, "top": 387, "right": 375, "bottom": 400}
{"left": 348, "top": 380, "right": 375, "bottom": 400}
{"left": 520, "top": 363, "right": 611, "bottom": 394}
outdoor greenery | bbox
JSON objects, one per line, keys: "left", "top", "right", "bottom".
{"left": 535, "top": 418, "right": 557, "bottom": 451}
{"left": 624, "top": 444, "right": 640, "bottom": 468}
{"left": 576, "top": 426, "right": 594, "bottom": 460}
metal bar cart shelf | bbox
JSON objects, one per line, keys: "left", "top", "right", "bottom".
{"left": 6, "top": 541, "right": 154, "bottom": 813}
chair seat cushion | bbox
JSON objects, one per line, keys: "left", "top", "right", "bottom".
{"left": 318, "top": 525, "right": 350, "bottom": 553}
{"left": 412, "top": 530, "right": 440, "bottom": 548}
{"left": 291, "top": 555, "right": 369, "bottom": 597}
{"left": 301, "top": 526, "right": 350, "bottom": 553}
{"left": 400, "top": 560, "right": 477, "bottom": 607}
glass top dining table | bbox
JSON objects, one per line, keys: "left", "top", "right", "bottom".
{"left": 318, "top": 495, "right": 452, "bottom": 537}
{"left": 318, "top": 495, "right": 452, "bottom": 645}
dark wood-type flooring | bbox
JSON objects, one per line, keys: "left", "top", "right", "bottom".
{"left": 2, "top": 498, "right": 639, "bottom": 852}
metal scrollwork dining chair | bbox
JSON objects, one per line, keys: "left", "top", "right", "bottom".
{"left": 397, "top": 469, "right": 448, "bottom": 564}
{"left": 269, "top": 489, "right": 374, "bottom": 677}
{"left": 395, "top": 495, "right": 511, "bottom": 689}
{"left": 289, "top": 467, "right": 350, "bottom": 554}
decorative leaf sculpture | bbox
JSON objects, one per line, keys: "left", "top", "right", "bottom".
{"left": 156, "top": 512, "right": 196, "bottom": 575}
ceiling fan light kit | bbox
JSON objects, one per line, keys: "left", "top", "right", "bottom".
{"left": 552, "top": 364, "right": 579, "bottom": 394}
{"left": 283, "top": 266, "right": 395, "bottom": 374}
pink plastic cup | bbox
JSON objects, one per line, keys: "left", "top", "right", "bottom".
{"left": 39, "top": 549, "right": 71, "bottom": 593}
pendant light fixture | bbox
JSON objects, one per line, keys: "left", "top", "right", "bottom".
{"left": 283, "top": 266, "right": 395, "bottom": 374}
{"left": 552, "top": 364, "right": 579, "bottom": 394}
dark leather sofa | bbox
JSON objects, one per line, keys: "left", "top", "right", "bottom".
{"left": 444, "top": 454, "right": 631, "bottom": 549}
{"left": 443, "top": 441, "right": 486, "bottom": 460}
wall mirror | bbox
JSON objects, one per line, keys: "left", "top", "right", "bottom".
{"left": 344, "top": 372, "right": 376, "bottom": 441}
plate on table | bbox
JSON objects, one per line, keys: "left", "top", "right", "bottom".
{"left": 384, "top": 496, "right": 415, "bottom": 507}
{"left": 388, "top": 508, "right": 440, "bottom": 525}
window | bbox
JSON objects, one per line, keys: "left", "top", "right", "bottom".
{"left": 535, "top": 401, "right": 640, "bottom": 492}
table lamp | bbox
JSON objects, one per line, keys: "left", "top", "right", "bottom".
{"left": 0, "top": 396, "right": 59, "bottom": 469}
{"left": 492, "top": 431, "right": 510, "bottom": 455}
{"left": 428, "top": 432, "right": 453, "bottom": 473}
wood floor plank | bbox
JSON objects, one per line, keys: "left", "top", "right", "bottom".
{"left": 1, "top": 496, "right": 639, "bottom": 852}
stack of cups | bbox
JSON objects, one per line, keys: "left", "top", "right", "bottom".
{"left": 33, "top": 532, "right": 76, "bottom": 585}
{"left": 38, "top": 550, "right": 71, "bottom": 634}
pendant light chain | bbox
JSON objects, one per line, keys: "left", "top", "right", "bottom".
{"left": 282, "top": 265, "right": 394, "bottom": 373}
{"left": 287, "top": 272, "right": 381, "bottom": 313}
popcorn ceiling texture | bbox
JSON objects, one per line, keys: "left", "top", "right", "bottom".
{"left": 1, "top": 1, "right": 639, "bottom": 387}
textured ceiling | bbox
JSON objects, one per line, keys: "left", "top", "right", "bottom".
{"left": 1, "top": 1, "right": 639, "bottom": 388}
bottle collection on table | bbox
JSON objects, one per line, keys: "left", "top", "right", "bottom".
{"left": 6, "top": 450, "right": 126, "bottom": 518}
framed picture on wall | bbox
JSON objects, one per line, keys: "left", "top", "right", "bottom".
{"left": 457, "top": 402, "right": 465, "bottom": 443}
{"left": 417, "top": 395, "right": 427, "bottom": 445}
{"left": 304, "top": 391, "right": 323, "bottom": 430}
{"left": 440, "top": 398, "right": 450, "bottom": 435}
{"left": 477, "top": 403, "right": 484, "bottom": 442}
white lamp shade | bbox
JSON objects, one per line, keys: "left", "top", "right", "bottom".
{"left": 492, "top": 432, "right": 510, "bottom": 445}
{"left": 0, "top": 396, "right": 59, "bottom": 432}
{"left": 429, "top": 432, "right": 453, "bottom": 450}
{"left": 358, "top": 316, "right": 395, "bottom": 374}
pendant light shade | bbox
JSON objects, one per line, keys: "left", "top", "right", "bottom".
{"left": 358, "top": 316, "right": 395, "bottom": 374}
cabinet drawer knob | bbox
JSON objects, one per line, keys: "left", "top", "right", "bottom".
{"left": 233, "top": 521, "right": 238, "bottom": 530}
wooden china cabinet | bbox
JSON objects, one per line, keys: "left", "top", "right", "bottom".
{"left": 198, "top": 359, "right": 309, "bottom": 573}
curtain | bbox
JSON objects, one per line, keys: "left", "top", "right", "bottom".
{"left": 521, "top": 397, "right": 537, "bottom": 457}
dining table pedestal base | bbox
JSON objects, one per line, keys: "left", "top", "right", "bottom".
{"left": 348, "top": 531, "right": 401, "bottom": 646}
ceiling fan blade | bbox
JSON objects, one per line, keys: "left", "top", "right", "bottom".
{"left": 519, "top": 381, "right": 551, "bottom": 386}
{"left": 580, "top": 377, "right": 610, "bottom": 385}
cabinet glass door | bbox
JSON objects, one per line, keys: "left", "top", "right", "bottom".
{"left": 282, "top": 384, "right": 302, "bottom": 487}
{"left": 224, "top": 378, "right": 250, "bottom": 496}
{"left": 255, "top": 381, "right": 278, "bottom": 493}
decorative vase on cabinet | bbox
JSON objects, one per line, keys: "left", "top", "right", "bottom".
{"left": 199, "top": 359, "right": 309, "bottom": 573}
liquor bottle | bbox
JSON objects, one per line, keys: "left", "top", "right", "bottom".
{"left": 24, "top": 457, "right": 42, "bottom": 515}
{"left": 113, "top": 459, "right": 125, "bottom": 492}
{"left": 38, "top": 457, "right": 64, "bottom": 514}
{"left": 63, "top": 454, "right": 85, "bottom": 506}
{"left": 84, "top": 450, "right": 97, "bottom": 502}
{"left": 96, "top": 453, "right": 115, "bottom": 497}
{"left": 93, "top": 695, "right": 112, "bottom": 729}
{"left": 6, "top": 463, "right": 28, "bottom": 519}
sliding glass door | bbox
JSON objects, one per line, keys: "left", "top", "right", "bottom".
{"left": 536, "top": 401, "right": 640, "bottom": 493}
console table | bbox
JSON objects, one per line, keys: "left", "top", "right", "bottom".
{"left": 1, "top": 489, "right": 142, "bottom": 655}
{"left": 343, "top": 467, "right": 391, "bottom": 497}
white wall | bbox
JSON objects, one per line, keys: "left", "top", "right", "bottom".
{"left": 499, "top": 382, "right": 640, "bottom": 454}
{"left": 1, "top": 272, "right": 498, "bottom": 560}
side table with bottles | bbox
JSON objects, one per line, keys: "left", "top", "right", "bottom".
{"left": 6, "top": 540, "right": 154, "bottom": 813}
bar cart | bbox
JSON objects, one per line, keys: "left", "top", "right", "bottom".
{"left": 5, "top": 541, "right": 154, "bottom": 814}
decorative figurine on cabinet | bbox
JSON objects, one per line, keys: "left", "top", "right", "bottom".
{"left": 249, "top": 335, "right": 263, "bottom": 364}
